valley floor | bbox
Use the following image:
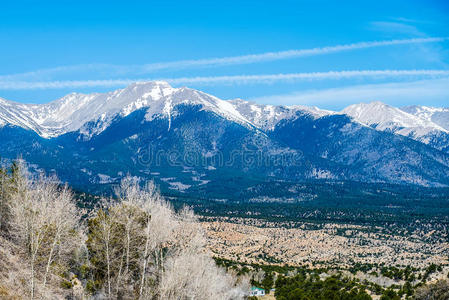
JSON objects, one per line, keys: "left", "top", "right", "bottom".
{"left": 202, "top": 217, "right": 449, "bottom": 282}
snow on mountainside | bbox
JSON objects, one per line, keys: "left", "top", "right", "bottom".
{"left": 0, "top": 82, "right": 254, "bottom": 138}
{"left": 0, "top": 97, "right": 46, "bottom": 135}
{"left": 401, "top": 105, "right": 449, "bottom": 131}
{"left": 230, "top": 99, "right": 333, "bottom": 130}
{"left": 2, "top": 84, "right": 449, "bottom": 189}
{"left": 1, "top": 81, "right": 449, "bottom": 154}
{"left": 0, "top": 81, "right": 326, "bottom": 138}
{"left": 342, "top": 101, "right": 449, "bottom": 144}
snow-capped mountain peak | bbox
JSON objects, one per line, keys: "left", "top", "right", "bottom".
{"left": 0, "top": 81, "right": 334, "bottom": 138}
{"left": 342, "top": 101, "right": 448, "bottom": 138}
{"left": 229, "top": 99, "right": 334, "bottom": 130}
{"left": 3, "top": 87, "right": 449, "bottom": 189}
{"left": 2, "top": 83, "right": 448, "bottom": 154}
{"left": 0, "top": 81, "right": 257, "bottom": 138}
{"left": 400, "top": 105, "right": 449, "bottom": 132}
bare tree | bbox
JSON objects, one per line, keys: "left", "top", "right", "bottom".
{"left": 0, "top": 162, "right": 10, "bottom": 234}
{"left": 159, "top": 252, "right": 247, "bottom": 300}
{"left": 8, "top": 164, "right": 83, "bottom": 299}
{"left": 3, "top": 167, "right": 245, "bottom": 299}
{"left": 158, "top": 206, "right": 248, "bottom": 300}
{"left": 41, "top": 183, "right": 83, "bottom": 292}
{"left": 116, "top": 178, "right": 176, "bottom": 299}
{"left": 87, "top": 176, "right": 246, "bottom": 300}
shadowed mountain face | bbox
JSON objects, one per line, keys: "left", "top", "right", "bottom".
{"left": 1, "top": 82, "right": 449, "bottom": 200}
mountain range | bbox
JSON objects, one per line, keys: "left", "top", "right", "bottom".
{"left": 1, "top": 81, "right": 449, "bottom": 201}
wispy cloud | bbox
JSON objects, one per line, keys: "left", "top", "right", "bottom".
{"left": 251, "top": 78, "right": 449, "bottom": 109}
{"left": 1, "top": 70, "right": 449, "bottom": 90}
{"left": 1, "top": 37, "right": 447, "bottom": 81}
{"left": 369, "top": 21, "right": 425, "bottom": 37}
{"left": 390, "top": 17, "right": 435, "bottom": 25}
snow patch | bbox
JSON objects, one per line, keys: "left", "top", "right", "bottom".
{"left": 168, "top": 182, "right": 191, "bottom": 191}
{"left": 98, "top": 174, "right": 113, "bottom": 184}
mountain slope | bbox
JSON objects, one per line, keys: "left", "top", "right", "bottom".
{"left": 1, "top": 82, "right": 449, "bottom": 198}
{"left": 229, "top": 99, "right": 333, "bottom": 130}
{"left": 401, "top": 105, "right": 449, "bottom": 131}
{"left": 342, "top": 101, "right": 449, "bottom": 152}
{"left": 0, "top": 81, "right": 255, "bottom": 138}
{"left": 271, "top": 112, "right": 449, "bottom": 186}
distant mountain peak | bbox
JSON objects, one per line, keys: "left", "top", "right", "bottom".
{"left": 400, "top": 105, "right": 449, "bottom": 132}
{"left": 343, "top": 101, "right": 448, "bottom": 132}
{"left": 340, "top": 101, "right": 449, "bottom": 152}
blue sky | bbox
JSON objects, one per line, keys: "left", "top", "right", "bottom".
{"left": 1, "top": 0, "right": 448, "bottom": 109}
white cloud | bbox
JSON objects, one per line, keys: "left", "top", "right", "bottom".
{"left": 1, "top": 37, "right": 447, "bottom": 81}
{"left": 250, "top": 78, "right": 449, "bottom": 108}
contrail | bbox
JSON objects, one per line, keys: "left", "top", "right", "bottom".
{"left": 167, "top": 70, "right": 449, "bottom": 85}
{"left": 140, "top": 37, "right": 449, "bottom": 71}
{"left": 1, "top": 37, "right": 447, "bottom": 81}
{"left": 1, "top": 70, "right": 449, "bottom": 90}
